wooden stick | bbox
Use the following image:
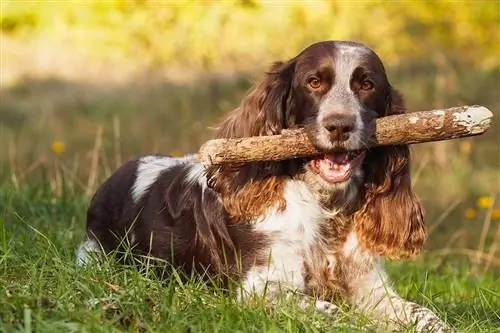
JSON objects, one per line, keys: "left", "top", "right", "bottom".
{"left": 196, "top": 105, "right": 494, "bottom": 166}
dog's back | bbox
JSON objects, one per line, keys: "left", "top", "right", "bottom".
{"left": 77, "top": 154, "right": 267, "bottom": 281}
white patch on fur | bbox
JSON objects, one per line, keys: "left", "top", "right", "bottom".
{"left": 314, "top": 300, "right": 340, "bottom": 315}
{"left": 129, "top": 233, "right": 137, "bottom": 245}
{"left": 315, "top": 43, "right": 371, "bottom": 151}
{"left": 240, "top": 179, "right": 329, "bottom": 299}
{"left": 308, "top": 43, "right": 374, "bottom": 198}
{"left": 131, "top": 155, "right": 193, "bottom": 202}
{"left": 76, "top": 237, "right": 103, "bottom": 265}
{"left": 185, "top": 163, "right": 208, "bottom": 191}
{"left": 343, "top": 231, "right": 359, "bottom": 255}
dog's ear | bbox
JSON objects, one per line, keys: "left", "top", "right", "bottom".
{"left": 214, "top": 59, "right": 296, "bottom": 139}
{"left": 355, "top": 88, "right": 427, "bottom": 259}
{"left": 206, "top": 60, "right": 296, "bottom": 223}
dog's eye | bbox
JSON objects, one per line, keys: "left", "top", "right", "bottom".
{"left": 360, "top": 79, "right": 374, "bottom": 91}
{"left": 307, "top": 77, "right": 322, "bottom": 90}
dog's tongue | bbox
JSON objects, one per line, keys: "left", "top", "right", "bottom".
{"left": 327, "top": 153, "right": 349, "bottom": 164}
{"left": 312, "top": 153, "right": 352, "bottom": 183}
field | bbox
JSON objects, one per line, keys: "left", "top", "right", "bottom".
{"left": 1, "top": 1, "right": 500, "bottom": 332}
{"left": 1, "top": 184, "right": 500, "bottom": 332}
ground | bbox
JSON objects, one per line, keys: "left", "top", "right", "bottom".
{"left": 0, "top": 184, "right": 499, "bottom": 333}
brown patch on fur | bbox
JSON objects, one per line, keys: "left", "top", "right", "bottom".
{"left": 354, "top": 90, "right": 427, "bottom": 259}
{"left": 218, "top": 175, "right": 287, "bottom": 222}
{"left": 303, "top": 256, "right": 348, "bottom": 302}
{"left": 303, "top": 214, "right": 353, "bottom": 301}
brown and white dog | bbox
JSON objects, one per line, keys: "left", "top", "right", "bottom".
{"left": 76, "top": 41, "right": 457, "bottom": 332}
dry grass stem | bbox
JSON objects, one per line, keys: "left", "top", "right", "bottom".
{"left": 86, "top": 125, "right": 104, "bottom": 196}
{"left": 475, "top": 195, "right": 496, "bottom": 272}
{"left": 113, "top": 114, "right": 122, "bottom": 170}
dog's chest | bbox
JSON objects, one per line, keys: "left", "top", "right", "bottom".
{"left": 241, "top": 211, "right": 321, "bottom": 296}
{"left": 239, "top": 180, "right": 371, "bottom": 300}
{"left": 240, "top": 180, "right": 346, "bottom": 298}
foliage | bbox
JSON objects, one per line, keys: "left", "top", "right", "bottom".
{"left": 2, "top": 0, "right": 499, "bottom": 71}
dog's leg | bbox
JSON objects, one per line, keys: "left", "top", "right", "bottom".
{"left": 347, "top": 262, "right": 457, "bottom": 333}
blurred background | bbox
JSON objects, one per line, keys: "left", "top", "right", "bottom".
{"left": 1, "top": 1, "right": 499, "bottom": 254}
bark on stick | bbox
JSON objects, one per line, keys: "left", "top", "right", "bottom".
{"left": 196, "top": 105, "right": 493, "bottom": 166}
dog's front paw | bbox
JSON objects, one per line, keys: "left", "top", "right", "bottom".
{"left": 314, "top": 300, "right": 341, "bottom": 316}
{"left": 413, "top": 317, "right": 458, "bottom": 333}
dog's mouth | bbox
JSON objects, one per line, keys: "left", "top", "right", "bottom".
{"left": 309, "top": 150, "right": 366, "bottom": 183}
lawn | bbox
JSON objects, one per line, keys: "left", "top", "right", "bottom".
{"left": 1, "top": 182, "right": 499, "bottom": 333}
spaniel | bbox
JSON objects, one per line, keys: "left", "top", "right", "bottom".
{"left": 76, "top": 41, "right": 457, "bottom": 333}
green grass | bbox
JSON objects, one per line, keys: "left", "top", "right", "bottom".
{"left": 1, "top": 182, "right": 499, "bottom": 333}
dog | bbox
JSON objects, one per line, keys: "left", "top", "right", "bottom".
{"left": 76, "top": 40, "right": 457, "bottom": 333}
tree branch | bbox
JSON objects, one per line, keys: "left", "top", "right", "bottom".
{"left": 196, "top": 105, "right": 494, "bottom": 166}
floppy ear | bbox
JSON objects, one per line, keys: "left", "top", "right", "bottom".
{"left": 206, "top": 60, "right": 296, "bottom": 222}
{"left": 354, "top": 88, "right": 427, "bottom": 259}
{"left": 214, "top": 60, "right": 295, "bottom": 139}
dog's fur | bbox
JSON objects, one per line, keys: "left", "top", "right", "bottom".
{"left": 77, "top": 41, "right": 456, "bottom": 333}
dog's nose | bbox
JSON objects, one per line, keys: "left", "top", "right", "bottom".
{"left": 323, "top": 116, "right": 356, "bottom": 141}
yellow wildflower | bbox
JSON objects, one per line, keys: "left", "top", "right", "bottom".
{"left": 464, "top": 208, "right": 477, "bottom": 219}
{"left": 50, "top": 141, "right": 65, "bottom": 155}
{"left": 458, "top": 141, "right": 471, "bottom": 155}
{"left": 477, "top": 196, "right": 494, "bottom": 209}
{"left": 492, "top": 208, "right": 500, "bottom": 220}
{"left": 169, "top": 149, "right": 184, "bottom": 157}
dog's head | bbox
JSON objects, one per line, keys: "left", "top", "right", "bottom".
{"left": 284, "top": 41, "right": 395, "bottom": 200}
{"left": 211, "top": 41, "right": 426, "bottom": 258}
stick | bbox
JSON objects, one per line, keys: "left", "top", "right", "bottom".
{"left": 196, "top": 105, "right": 494, "bottom": 166}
